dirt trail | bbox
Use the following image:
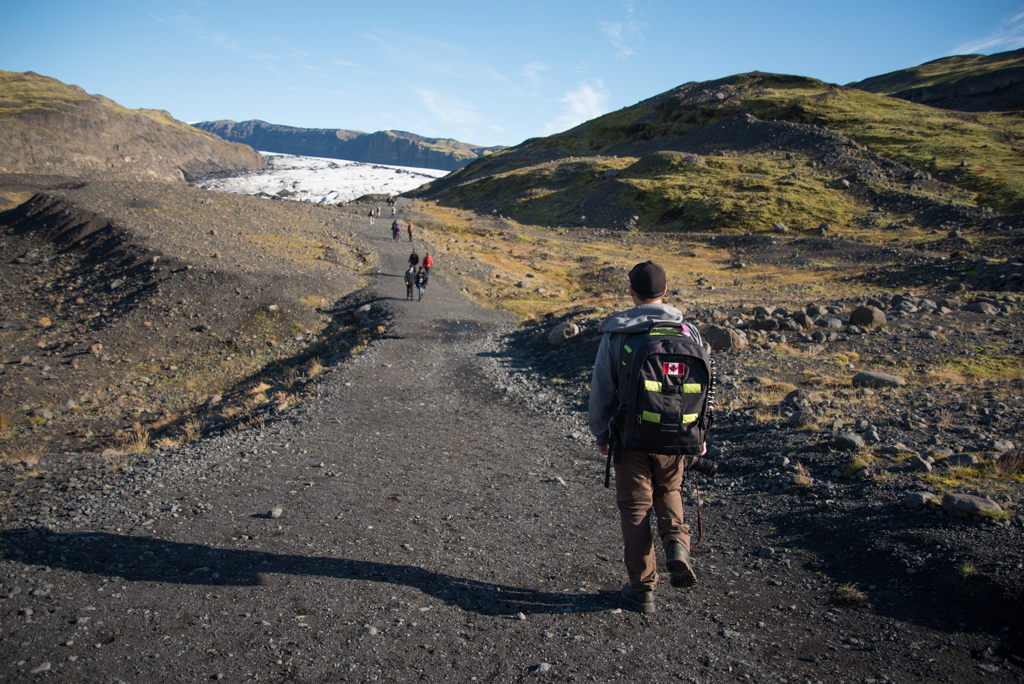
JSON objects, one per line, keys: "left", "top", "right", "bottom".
{"left": 1, "top": 203, "right": 1020, "bottom": 682}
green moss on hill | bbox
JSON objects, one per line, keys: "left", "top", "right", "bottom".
{"left": 411, "top": 71, "right": 1024, "bottom": 236}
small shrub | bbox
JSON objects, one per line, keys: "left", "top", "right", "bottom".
{"left": 842, "top": 454, "right": 877, "bottom": 478}
{"left": 993, "top": 449, "right": 1023, "bottom": 477}
{"left": 248, "top": 382, "right": 273, "bottom": 396}
{"left": 182, "top": 418, "right": 202, "bottom": 443}
{"left": 957, "top": 561, "right": 978, "bottom": 579}
{"left": 1, "top": 443, "right": 45, "bottom": 466}
{"left": 305, "top": 358, "right": 325, "bottom": 379}
{"left": 120, "top": 426, "right": 150, "bottom": 453}
{"left": 833, "top": 583, "right": 867, "bottom": 604}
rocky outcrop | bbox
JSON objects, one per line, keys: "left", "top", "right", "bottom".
{"left": 0, "top": 70, "right": 266, "bottom": 182}
{"left": 849, "top": 48, "right": 1024, "bottom": 112}
{"left": 192, "top": 120, "right": 504, "bottom": 171}
{"left": 878, "top": 67, "right": 1024, "bottom": 112}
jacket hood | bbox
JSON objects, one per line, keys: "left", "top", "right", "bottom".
{"left": 598, "top": 303, "right": 685, "bottom": 334}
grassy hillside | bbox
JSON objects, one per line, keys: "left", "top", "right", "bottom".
{"left": 410, "top": 73, "right": 1024, "bottom": 238}
{"left": 849, "top": 48, "right": 1024, "bottom": 94}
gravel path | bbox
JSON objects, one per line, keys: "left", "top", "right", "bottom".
{"left": 1, "top": 202, "right": 1021, "bottom": 682}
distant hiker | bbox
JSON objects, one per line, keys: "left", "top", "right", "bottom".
{"left": 415, "top": 267, "right": 428, "bottom": 300}
{"left": 408, "top": 250, "right": 419, "bottom": 269}
{"left": 404, "top": 265, "right": 416, "bottom": 300}
{"left": 408, "top": 222, "right": 414, "bottom": 242}
{"left": 375, "top": 205, "right": 380, "bottom": 217}
{"left": 589, "top": 261, "right": 711, "bottom": 613}
{"left": 422, "top": 252, "right": 433, "bottom": 275}
{"left": 392, "top": 222, "right": 401, "bottom": 241}
{"left": 391, "top": 205, "right": 396, "bottom": 218}
{"left": 368, "top": 209, "right": 374, "bottom": 226}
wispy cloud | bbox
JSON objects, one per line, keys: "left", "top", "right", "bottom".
{"left": 546, "top": 80, "right": 610, "bottom": 135}
{"left": 363, "top": 31, "right": 469, "bottom": 78}
{"left": 522, "top": 61, "right": 548, "bottom": 87}
{"left": 414, "top": 86, "right": 480, "bottom": 127}
{"left": 954, "top": 10, "right": 1024, "bottom": 54}
{"left": 154, "top": 13, "right": 307, "bottom": 64}
{"left": 153, "top": 13, "right": 241, "bottom": 52}
{"left": 599, "top": 1, "right": 644, "bottom": 58}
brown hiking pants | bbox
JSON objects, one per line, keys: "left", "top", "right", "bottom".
{"left": 615, "top": 449, "right": 691, "bottom": 591}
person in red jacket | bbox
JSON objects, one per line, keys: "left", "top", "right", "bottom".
{"left": 422, "top": 252, "right": 433, "bottom": 275}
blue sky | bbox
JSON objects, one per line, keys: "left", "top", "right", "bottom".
{"left": 2, "top": 1, "right": 1022, "bottom": 148}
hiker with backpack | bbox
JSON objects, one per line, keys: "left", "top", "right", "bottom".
{"left": 415, "top": 266, "right": 428, "bottom": 300}
{"left": 404, "top": 265, "right": 416, "bottom": 300}
{"left": 588, "top": 261, "right": 716, "bottom": 613}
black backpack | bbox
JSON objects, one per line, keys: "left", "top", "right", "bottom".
{"left": 608, "top": 321, "right": 716, "bottom": 467}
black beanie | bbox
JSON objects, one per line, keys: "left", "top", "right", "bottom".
{"left": 628, "top": 261, "right": 666, "bottom": 300}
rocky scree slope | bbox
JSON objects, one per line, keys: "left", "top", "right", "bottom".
{"left": 0, "top": 70, "right": 266, "bottom": 183}
{"left": 0, "top": 176, "right": 373, "bottom": 454}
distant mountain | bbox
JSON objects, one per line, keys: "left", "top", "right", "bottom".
{"left": 848, "top": 48, "right": 1024, "bottom": 111}
{"left": 192, "top": 120, "right": 503, "bottom": 171}
{"left": 0, "top": 70, "right": 266, "bottom": 182}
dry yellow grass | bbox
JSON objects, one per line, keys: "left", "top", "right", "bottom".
{"left": 411, "top": 202, "right": 876, "bottom": 322}
{"left": 249, "top": 382, "right": 272, "bottom": 395}
{"left": 1, "top": 443, "right": 44, "bottom": 466}
{"left": 305, "top": 357, "right": 325, "bottom": 379}
{"left": 104, "top": 450, "right": 134, "bottom": 472}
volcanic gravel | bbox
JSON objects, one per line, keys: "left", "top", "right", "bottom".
{"left": 1, "top": 198, "right": 1022, "bottom": 683}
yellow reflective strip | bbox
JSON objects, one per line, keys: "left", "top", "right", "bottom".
{"left": 642, "top": 411, "right": 661, "bottom": 423}
{"left": 644, "top": 380, "right": 662, "bottom": 392}
{"left": 682, "top": 383, "right": 702, "bottom": 393}
{"left": 650, "top": 329, "right": 681, "bottom": 336}
{"left": 682, "top": 413, "right": 699, "bottom": 424}
{"left": 624, "top": 344, "right": 633, "bottom": 353}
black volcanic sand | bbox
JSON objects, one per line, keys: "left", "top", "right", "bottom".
{"left": 0, "top": 187, "right": 1022, "bottom": 682}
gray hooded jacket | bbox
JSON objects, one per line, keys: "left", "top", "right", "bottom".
{"left": 587, "top": 303, "right": 701, "bottom": 446}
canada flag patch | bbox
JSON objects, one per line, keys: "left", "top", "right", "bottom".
{"left": 663, "top": 362, "right": 685, "bottom": 376}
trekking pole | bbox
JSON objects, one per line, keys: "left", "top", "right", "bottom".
{"left": 690, "top": 474, "right": 705, "bottom": 550}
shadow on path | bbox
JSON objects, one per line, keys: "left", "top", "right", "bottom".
{"left": 2, "top": 531, "right": 616, "bottom": 617}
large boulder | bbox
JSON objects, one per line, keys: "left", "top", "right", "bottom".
{"left": 704, "top": 326, "right": 748, "bottom": 351}
{"left": 791, "top": 312, "right": 814, "bottom": 329}
{"left": 942, "top": 493, "right": 1003, "bottom": 518}
{"left": 963, "top": 302, "right": 999, "bottom": 315}
{"left": 904, "top": 491, "right": 940, "bottom": 509}
{"left": 548, "top": 322, "right": 580, "bottom": 347}
{"left": 835, "top": 432, "right": 866, "bottom": 451}
{"left": 850, "top": 305, "right": 886, "bottom": 330}
{"left": 783, "top": 389, "right": 825, "bottom": 406}
{"left": 852, "top": 371, "right": 906, "bottom": 388}
{"left": 749, "top": 317, "right": 780, "bottom": 331}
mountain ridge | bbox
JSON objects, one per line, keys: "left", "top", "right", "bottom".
{"left": 848, "top": 48, "right": 1024, "bottom": 111}
{"left": 192, "top": 119, "right": 503, "bottom": 172}
{"left": 407, "top": 69, "right": 1023, "bottom": 248}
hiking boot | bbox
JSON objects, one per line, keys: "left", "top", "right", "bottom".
{"left": 666, "top": 541, "right": 697, "bottom": 588}
{"left": 621, "top": 582, "right": 655, "bottom": 613}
